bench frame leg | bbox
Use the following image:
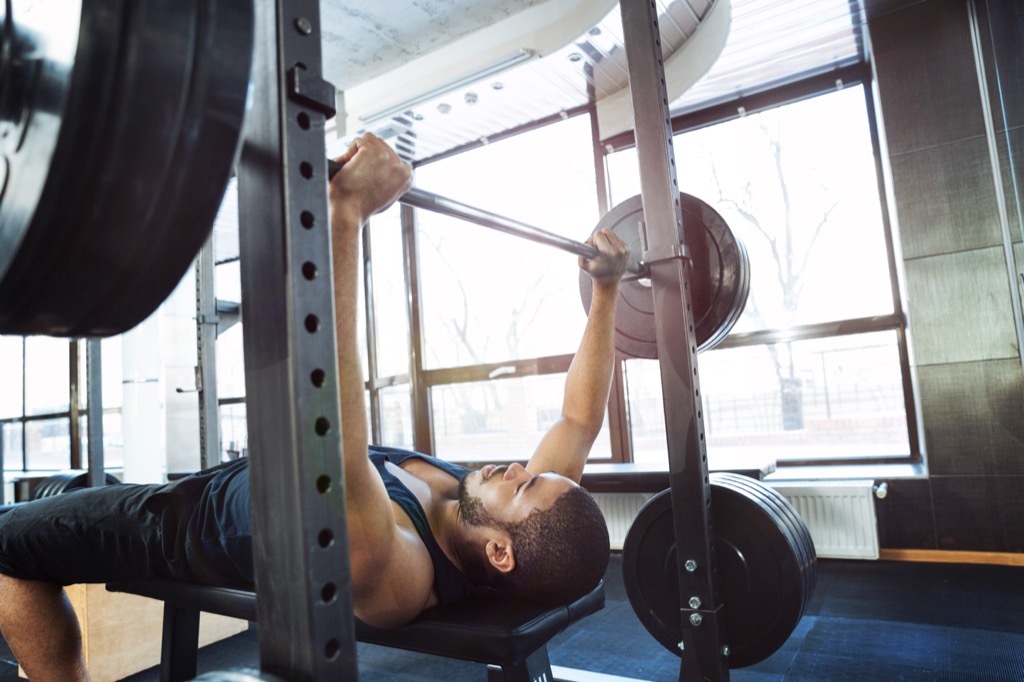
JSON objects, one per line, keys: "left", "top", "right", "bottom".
{"left": 160, "top": 602, "right": 201, "bottom": 682}
{"left": 487, "top": 646, "right": 554, "bottom": 682}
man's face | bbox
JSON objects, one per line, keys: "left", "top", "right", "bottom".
{"left": 459, "top": 462, "right": 575, "bottom": 528}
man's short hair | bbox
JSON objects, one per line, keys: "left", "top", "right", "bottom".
{"left": 497, "top": 486, "right": 610, "bottom": 605}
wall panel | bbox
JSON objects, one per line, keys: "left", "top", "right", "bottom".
{"left": 889, "top": 136, "right": 1000, "bottom": 259}
{"left": 903, "top": 247, "right": 1019, "bottom": 366}
{"left": 916, "top": 358, "right": 1024, "bottom": 476}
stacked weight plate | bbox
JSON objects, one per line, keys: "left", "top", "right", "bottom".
{"left": 622, "top": 473, "right": 817, "bottom": 668}
{"left": 0, "top": 0, "right": 253, "bottom": 337}
{"left": 579, "top": 192, "right": 750, "bottom": 357}
{"left": 30, "top": 471, "right": 121, "bottom": 499}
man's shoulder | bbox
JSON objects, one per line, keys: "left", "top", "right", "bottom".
{"left": 352, "top": 523, "right": 436, "bottom": 627}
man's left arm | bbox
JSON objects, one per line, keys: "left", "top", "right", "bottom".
{"left": 526, "top": 228, "right": 629, "bottom": 483}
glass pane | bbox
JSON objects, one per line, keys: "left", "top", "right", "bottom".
{"left": 103, "top": 412, "right": 124, "bottom": 469}
{"left": 625, "top": 331, "right": 910, "bottom": 467}
{"left": 101, "top": 336, "right": 123, "bottom": 409}
{"left": 416, "top": 115, "right": 598, "bottom": 368}
{"left": 215, "top": 260, "right": 242, "bottom": 307}
{"left": 216, "top": 324, "right": 246, "bottom": 400}
{"left": 608, "top": 86, "right": 894, "bottom": 333}
{"left": 672, "top": 0, "right": 862, "bottom": 114}
{"left": 370, "top": 204, "right": 410, "bottom": 379}
{"left": 79, "top": 338, "right": 122, "bottom": 411}
{"left": 79, "top": 412, "right": 125, "bottom": 469}
{"left": 24, "top": 337, "right": 70, "bottom": 416}
{"left": 380, "top": 385, "right": 413, "bottom": 450}
{"left": 431, "top": 374, "right": 611, "bottom": 463}
{"left": 24, "top": 417, "right": 71, "bottom": 470}
{"left": 2, "top": 422, "right": 23, "bottom": 471}
{"left": 220, "top": 403, "right": 248, "bottom": 462}
{"left": 0, "top": 336, "right": 23, "bottom": 419}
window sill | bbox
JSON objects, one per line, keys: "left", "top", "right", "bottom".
{"left": 765, "top": 461, "right": 927, "bottom": 482}
{"left": 580, "top": 458, "right": 927, "bottom": 493}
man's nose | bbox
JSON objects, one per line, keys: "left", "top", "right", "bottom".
{"left": 503, "top": 462, "right": 528, "bottom": 481}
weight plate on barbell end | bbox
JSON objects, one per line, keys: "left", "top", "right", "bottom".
{"left": 714, "top": 473, "right": 817, "bottom": 607}
{"left": 579, "top": 193, "right": 750, "bottom": 358}
{"left": 622, "top": 475, "right": 805, "bottom": 668}
{"left": 0, "top": 0, "right": 254, "bottom": 337}
{"left": 0, "top": 0, "right": 86, "bottom": 290}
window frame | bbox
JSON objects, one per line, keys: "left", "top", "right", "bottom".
{"left": 367, "top": 62, "right": 920, "bottom": 472}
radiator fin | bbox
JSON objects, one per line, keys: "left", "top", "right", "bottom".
{"left": 594, "top": 481, "right": 879, "bottom": 560}
{"left": 593, "top": 493, "right": 654, "bottom": 551}
{"left": 771, "top": 480, "right": 879, "bottom": 560}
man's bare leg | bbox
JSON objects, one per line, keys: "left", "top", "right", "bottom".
{"left": 0, "top": 574, "right": 88, "bottom": 681}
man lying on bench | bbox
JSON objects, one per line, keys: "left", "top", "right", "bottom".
{"left": 0, "top": 133, "right": 628, "bottom": 681}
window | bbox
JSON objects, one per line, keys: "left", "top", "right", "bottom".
{"left": 415, "top": 115, "right": 599, "bottom": 368}
{"left": 607, "top": 85, "right": 912, "bottom": 466}
{"left": 406, "top": 114, "right": 606, "bottom": 460}
{"left": 0, "top": 336, "right": 123, "bottom": 474}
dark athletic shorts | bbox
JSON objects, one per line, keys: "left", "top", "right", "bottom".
{"left": 0, "top": 460, "right": 251, "bottom": 586}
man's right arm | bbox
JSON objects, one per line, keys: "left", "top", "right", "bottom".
{"left": 327, "top": 135, "right": 419, "bottom": 621}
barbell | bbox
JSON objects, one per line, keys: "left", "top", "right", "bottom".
{"left": 329, "top": 159, "right": 646, "bottom": 279}
{"left": 329, "top": 160, "right": 751, "bottom": 355}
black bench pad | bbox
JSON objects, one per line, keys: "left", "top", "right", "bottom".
{"left": 108, "top": 580, "right": 604, "bottom": 666}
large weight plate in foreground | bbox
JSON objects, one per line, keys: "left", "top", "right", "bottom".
{"left": 714, "top": 472, "right": 817, "bottom": 607}
{"left": 0, "top": 0, "right": 253, "bottom": 336}
{"left": 580, "top": 193, "right": 749, "bottom": 357}
{"left": 622, "top": 475, "right": 807, "bottom": 668}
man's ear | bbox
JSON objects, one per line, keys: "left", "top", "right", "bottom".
{"left": 485, "top": 536, "right": 516, "bottom": 574}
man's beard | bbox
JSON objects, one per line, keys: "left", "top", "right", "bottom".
{"left": 458, "top": 472, "right": 499, "bottom": 528}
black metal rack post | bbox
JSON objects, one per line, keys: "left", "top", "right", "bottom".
{"left": 619, "top": 1, "right": 728, "bottom": 680}
{"left": 85, "top": 339, "right": 105, "bottom": 488}
{"left": 237, "top": 0, "right": 358, "bottom": 678}
{"left": 196, "top": 236, "right": 222, "bottom": 470}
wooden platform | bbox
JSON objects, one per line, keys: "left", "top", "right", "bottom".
{"left": 19, "top": 584, "right": 248, "bottom": 682}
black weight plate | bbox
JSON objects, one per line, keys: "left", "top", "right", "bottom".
{"left": 622, "top": 475, "right": 805, "bottom": 668}
{"left": 61, "top": 472, "right": 121, "bottom": 493}
{"left": 714, "top": 473, "right": 816, "bottom": 615}
{"left": 31, "top": 473, "right": 73, "bottom": 500}
{"left": 710, "top": 473, "right": 810, "bottom": 615}
{"left": 31, "top": 471, "right": 120, "bottom": 499}
{"left": 0, "top": 0, "right": 114, "bottom": 315}
{"left": 0, "top": 0, "right": 253, "bottom": 336}
{"left": 724, "top": 474, "right": 818, "bottom": 601}
{"left": 579, "top": 193, "right": 750, "bottom": 357}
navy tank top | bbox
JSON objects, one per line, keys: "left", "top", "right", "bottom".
{"left": 186, "top": 447, "right": 484, "bottom": 604}
{"left": 367, "top": 445, "right": 485, "bottom": 604}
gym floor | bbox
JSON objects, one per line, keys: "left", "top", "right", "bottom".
{"left": 1, "top": 555, "right": 1021, "bottom": 681}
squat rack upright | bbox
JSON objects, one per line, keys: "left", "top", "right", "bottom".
{"left": 233, "top": 0, "right": 725, "bottom": 679}
{"left": 619, "top": 2, "right": 728, "bottom": 679}
{"left": 237, "top": 0, "right": 357, "bottom": 678}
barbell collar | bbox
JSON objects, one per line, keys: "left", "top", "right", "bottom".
{"left": 643, "top": 242, "right": 691, "bottom": 265}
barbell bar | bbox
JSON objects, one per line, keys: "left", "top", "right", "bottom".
{"left": 327, "top": 159, "right": 649, "bottom": 278}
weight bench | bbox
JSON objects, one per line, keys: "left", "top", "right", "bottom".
{"left": 107, "top": 579, "right": 604, "bottom": 682}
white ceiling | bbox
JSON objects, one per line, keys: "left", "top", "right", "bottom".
{"left": 320, "top": 0, "right": 730, "bottom": 160}
{"left": 215, "top": 0, "right": 867, "bottom": 261}
{"left": 321, "top": 0, "right": 548, "bottom": 91}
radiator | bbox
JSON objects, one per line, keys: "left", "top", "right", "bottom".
{"left": 594, "top": 493, "right": 654, "bottom": 551}
{"left": 595, "top": 481, "right": 880, "bottom": 560}
{"left": 771, "top": 480, "right": 880, "bottom": 560}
